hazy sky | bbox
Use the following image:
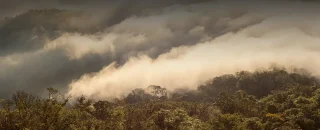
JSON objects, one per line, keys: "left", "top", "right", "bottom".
{"left": 1, "top": 0, "right": 320, "bottom": 100}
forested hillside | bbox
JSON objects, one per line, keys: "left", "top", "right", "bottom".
{"left": 1, "top": 68, "right": 319, "bottom": 130}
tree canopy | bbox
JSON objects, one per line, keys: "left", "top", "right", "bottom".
{"left": 1, "top": 68, "right": 320, "bottom": 130}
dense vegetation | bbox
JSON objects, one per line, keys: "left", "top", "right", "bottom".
{"left": 1, "top": 67, "right": 320, "bottom": 130}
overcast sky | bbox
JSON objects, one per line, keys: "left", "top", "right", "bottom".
{"left": 1, "top": 0, "right": 320, "bottom": 100}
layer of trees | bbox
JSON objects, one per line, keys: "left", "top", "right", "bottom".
{"left": 1, "top": 67, "right": 320, "bottom": 130}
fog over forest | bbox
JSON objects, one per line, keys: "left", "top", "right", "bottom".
{"left": 3, "top": 0, "right": 320, "bottom": 130}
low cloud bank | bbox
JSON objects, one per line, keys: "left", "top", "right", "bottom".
{"left": 1, "top": 0, "right": 320, "bottom": 100}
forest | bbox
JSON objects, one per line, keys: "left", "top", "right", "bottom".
{"left": 1, "top": 67, "right": 320, "bottom": 130}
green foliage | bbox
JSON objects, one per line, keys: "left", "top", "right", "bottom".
{"left": 199, "top": 67, "right": 318, "bottom": 99}
{"left": 146, "top": 108, "right": 209, "bottom": 130}
{"left": 0, "top": 68, "right": 320, "bottom": 129}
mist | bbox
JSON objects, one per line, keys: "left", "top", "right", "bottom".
{"left": 1, "top": 0, "right": 320, "bottom": 100}
{"left": 66, "top": 0, "right": 320, "bottom": 99}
